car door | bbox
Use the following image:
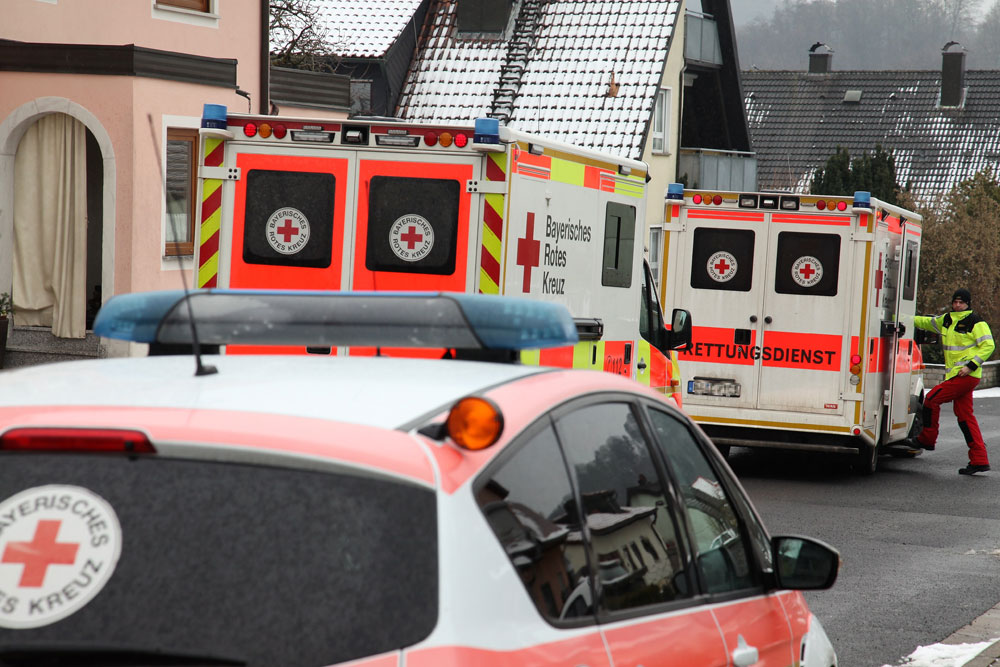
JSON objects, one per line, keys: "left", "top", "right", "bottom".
{"left": 550, "top": 397, "right": 730, "bottom": 666}
{"left": 472, "top": 419, "right": 612, "bottom": 666}
{"left": 644, "top": 405, "right": 796, "bottom": 667}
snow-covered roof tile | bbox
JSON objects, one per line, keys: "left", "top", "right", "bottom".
{"left": 397, "top": 0, "right": 680, "bottom": 161}
{"left": 742, "top": 68, "right": 1000, "bottom": 205}
{"left": 313, "top": 0, "right": 424, "bottom": 58}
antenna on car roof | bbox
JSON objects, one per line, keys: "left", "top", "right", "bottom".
{"left": 147, "top": 114, "right": 217, "bottom": 377}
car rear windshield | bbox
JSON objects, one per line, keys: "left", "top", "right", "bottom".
{"left": 0, "top": 453, "right": 438, "bottom": 666}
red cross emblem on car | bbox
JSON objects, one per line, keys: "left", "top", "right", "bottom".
{"left": 2, "top": 519, "right": 80, "bottom": 588}
{"left": 516, "top": 212, "right": 541, "bottom": 293}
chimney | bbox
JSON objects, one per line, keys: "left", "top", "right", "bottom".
{"left": 941, "top": 42, "right": 966, "bottom": 107}
{"left": 808, "top": 42, "right": 833, "bottom": 74}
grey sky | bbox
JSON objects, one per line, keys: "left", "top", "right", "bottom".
{"left": 728, "top": 0, "right": 782, "bottom": 26}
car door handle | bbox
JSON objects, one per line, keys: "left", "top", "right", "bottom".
{"left": 637, "top": 357, "right": 647, "bottom": 371}
{"left": 732, "top": 634, "right": 760, "bottom": 667}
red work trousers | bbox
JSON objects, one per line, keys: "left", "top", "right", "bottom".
{"left": 917, "top": 374, "right": 990, "bottom": 466}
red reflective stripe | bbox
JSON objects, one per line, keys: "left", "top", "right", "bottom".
{"left": 649, "top": 347, "right": 667, "bottom": 387}
{"left": 538, "top": 345, "right": 574, "bottom": 368}
{"left": 204, "top": 141, "right": 224, "bottom": 168}
{"left": 405, "top": 632, "right": 608, "bottom": 666}
{"left": 480, "top": 247, "right": 500, "bottom": 285}
{"left": 486, "top": 154, "right": 506, "bottom": 182}
{"left": 679, "top": 326, "right": 758, "bottom": 366}
{"left": 483, "top": 199, "right": 503, "bottom": 238}
{"left": 760, "top": 331, "right": 841, "bottom": 370}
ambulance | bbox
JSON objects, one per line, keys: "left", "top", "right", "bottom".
{"left": 660, "top": 185, "right": 925, "bottom": 472}
{"left": 193, "top": 105, "right": 691, "bottom": 402}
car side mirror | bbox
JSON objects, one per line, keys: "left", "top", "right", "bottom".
{"left": 661, "top": 308, "right": 692, "bottom": 352}
{"left": 772, "top": 535, "right": 840, "bottom": 590}
{"left": 914, "top": 328, "right": 938, "bottom": 345}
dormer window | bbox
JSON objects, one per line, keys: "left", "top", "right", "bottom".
{"left": 457, "top": 0, "right": 514, "bottom": 33}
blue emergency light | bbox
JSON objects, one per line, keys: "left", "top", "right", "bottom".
{"left": 853, "top": 190, "right": 872, "bottom": 209}
{"left": 201, "top": 104, "right": 228, "bottom": 130}
{"left": 473, "top": 117, "right": 501, "bottom": 145}
{"left": 666, "top": 183, "right": 685, "bottom": 200}
{"left": 93, "top": 290, "right": 579, "bottom": 351}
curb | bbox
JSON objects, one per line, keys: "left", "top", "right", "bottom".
{"left": 943, "top": 602, "right": 1000, "bottom": 666}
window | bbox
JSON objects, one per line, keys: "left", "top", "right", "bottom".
{"left": 165, "top": 128, "right": 197, "bottom": 256}
{"left": 350, "top": 80, "right": 374, "bottom": 116}
{"left": 651, "top": 88, "right": 671, "bottom": 155}
{"left": 646, "top": 408, "right": 756, "bottom": 595}
{"left": 242, "top": 169, "right": 335, "bottom": 268}
{"left": 157, "top": 0, "right": 210, "bottom": 11}
{"left": 773, "top": 231, "right": 841, "bottom": 297}
{"left": 475, "top": 422, "right": 593, "bottom": 623}
{"left": 457, "top": 0, "right": 513, "bottom": 32}
{"left": 366, "top": 176, "right": 460, "bottom": 275}
{"left": 602, "top": 203, "right": 636, "bottom": 288}
{"left": 648, "top": 226, "right": 663, "bottom": 291}
{"left": 690, "top": 228, "right": 755, "bottom": 292}
{"left": 902, "top": 240, "right": 918, "bottom": 301}
{"left": 555, "top": 402, "right": 691, "bottom": 613}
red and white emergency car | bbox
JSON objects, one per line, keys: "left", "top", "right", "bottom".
{"left": 192, "top": 105, "right": 689, "bottom": 403}
{"left": 660, "top": 185, "right": 924, "bottom": 472}
{"left": 0, "top": 291, "right": 837, "bottom": 666}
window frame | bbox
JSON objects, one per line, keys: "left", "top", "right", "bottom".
{"left": 651, "top": 88, "right": 671, "bottom": 155}
{"left": 164, "top": 127, "right": 198, "bottom": 257}
{"left": 156, "top": 0, "right": 211, "bottom": 12}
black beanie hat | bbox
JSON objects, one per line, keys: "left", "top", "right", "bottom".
{"left": 953, "top": 288, "right": 972, "bottom": 305}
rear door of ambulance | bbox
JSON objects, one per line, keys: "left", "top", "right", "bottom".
{"left": 673, "top": 194, "right": 853, "bottom": 417}
{"left": 216, "top": 121, "right": 482, "bottom": 353}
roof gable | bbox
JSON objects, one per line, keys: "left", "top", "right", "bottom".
{"left": 742, "top": 68, "right": 1000, "bottom": 203}
{"left": 398, "top": 0, "right": 681, "bottom": 160}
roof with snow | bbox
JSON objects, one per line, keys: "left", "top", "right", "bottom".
{"left": 396, "top": 0, "right": 681, "bottom": 160}
{"left": 313, "top": 0, "right": 425, "bottom": 58}
{"left": 741, "top": 66, "right": 1000, "bottom": 204}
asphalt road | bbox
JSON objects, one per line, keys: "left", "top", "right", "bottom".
{"left": 727, "top": 396, "right": 1000, "bottom": 667}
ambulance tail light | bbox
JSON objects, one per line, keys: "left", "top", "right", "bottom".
{"left": 853, "top": 191, "right": 872, "bottom": 210}
{"left": 780, "top": 196, "right": 800, "bottom": 210}
{"left": 692, "top": 194, "right": 703, "bottom": 204}
{"left": 688, "top": 377, "right": 741, "bottom": 398}
{"left": 258, "top": 123, "right": 273, "bottom": 139}
{"left": 817, "top": 200, "right": 827, "bottom": 210}
{"left": 837, "top": 200, "right": 848, "bottom": 211}
{"left": 424, "top": 131, "right": 438, "bottom": 146}
{"left": 667, "top": 183, "right": 684, "bottom": 200}
{"left": 243, "top": 122, "right": 258, "bottom": 137}
{"left": 272, "top": 124, "right": 287, "bottom": 139}
{"left": 445, "top": 397, "right": 504, "bottom": 450}
{"left": 454, "top": 133, "right": 468, "bottom": 148}
{"left": 849, "top": 353, "right": 863, "bottom": 385}
{"left": 0, "top": 428, "right": 156, "bottom": 454}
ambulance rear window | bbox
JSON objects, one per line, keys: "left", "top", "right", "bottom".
{"left": 602, "top": 203, "right": 636, "bottom": 288}
{"left": 902, "top": 240, "right": 918, "bottom": 301}
{"left": 242, "top": 169, "right": 335, "bottom": 268}
{"left": 365, "top": 175, "right": 460, "bottom": 275}
{"left": 691, "top": 228, "right": 755, "bottom": 292}
{"left": 0, "top": 454, "right": 438, "bottom": 666}
{"left": 773, "top": 231, "right": 840, "bottom": 297}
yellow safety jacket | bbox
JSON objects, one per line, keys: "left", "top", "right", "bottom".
{"left": 914, "top": 309, "right": 995, "bottom": 380}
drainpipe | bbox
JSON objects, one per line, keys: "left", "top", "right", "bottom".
{"left": 260, "top": 0, "right": 270, "bottom": 114}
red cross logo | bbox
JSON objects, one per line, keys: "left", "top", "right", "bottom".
{"left": 714, "top": 258, "right": 731, "bottom": 275}
{"left": 516, "top": 212, "right": 541, "bottom": 292}
{"left": 276, "top": 219, "right": 299, "bottom": 243}
{"left": 400, "top": 226, "right": 423, "bottom": 250}
{"left": 798, "top": 263, "right": 816, "bottom": 280}
{"left": 2, "top": 520, "right": 80, "bottom": 588}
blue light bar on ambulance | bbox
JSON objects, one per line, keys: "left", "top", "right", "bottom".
{"left": 93, "top": 290, "right": 579, "bottom": 350}
{"left": 201, "top": 104, "right": 227, "bottom": 129}
{"left": 473, "top": 117, "right": 500, "bottom": 145}
{"left": 853, "top": 190, "right": 872, "bottom": 209}
{"left": 666, "top": 183, "right": 684, "bottom": 200}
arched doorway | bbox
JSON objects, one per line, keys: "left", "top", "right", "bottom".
{"left": 0, "top": 99, "right": 115, "bottom": 358}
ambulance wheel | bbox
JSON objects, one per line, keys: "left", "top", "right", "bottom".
{"left": 856, "top": 442, "right": 879, "bottom": 475}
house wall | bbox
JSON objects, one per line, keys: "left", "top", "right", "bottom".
{"left": 642, "top": 2, "right": 685, "bottom": 230}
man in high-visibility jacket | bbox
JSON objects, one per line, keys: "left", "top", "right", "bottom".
{"left": 908, "top": 288, "right": 994, "bottom": 474}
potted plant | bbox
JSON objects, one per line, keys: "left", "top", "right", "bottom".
{"left": 0, "top": 292, "right": 10, "bottom": 369}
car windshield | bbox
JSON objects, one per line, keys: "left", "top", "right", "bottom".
{"left": 0, "top": 452, "right": 438, "bottom": 666}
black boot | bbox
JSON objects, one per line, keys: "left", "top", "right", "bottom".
{"left": 959, "top": 464, "right": 990, "bottom": 475}
{"left": 905, "top": 437, "right": 935, "bottom": 452}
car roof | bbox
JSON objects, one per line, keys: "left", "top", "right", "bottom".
{"left": 0, "top": 355, "right": 549, "bottom": 430}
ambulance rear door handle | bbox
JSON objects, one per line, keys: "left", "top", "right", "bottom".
{"left": 764, "top": 316, "right": 772, "bottom": 324}
{"left": 749, "top": 315, "right": 757, "bottom": 323}
{"left": 637, "top": 358, "right": 647, "bottom": 371}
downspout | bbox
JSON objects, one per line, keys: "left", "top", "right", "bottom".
{"left": 259, "top": 0, "right": 270, "bottom": 114}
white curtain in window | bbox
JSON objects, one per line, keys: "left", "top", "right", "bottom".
{"left": 12, "top": 113, "right": 87, "bottom": 338}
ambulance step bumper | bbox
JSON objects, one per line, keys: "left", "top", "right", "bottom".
{"left": 702, "top": 424, "right": 862, "bottom": 454}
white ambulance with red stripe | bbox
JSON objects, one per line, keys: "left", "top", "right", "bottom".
{"left": 194, "top": 104, "right": 691, "bottom": 403}
{"left": 660, "top": 185, "right": 924, "bottom": 472}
